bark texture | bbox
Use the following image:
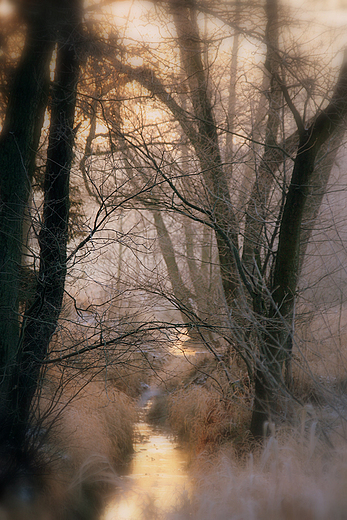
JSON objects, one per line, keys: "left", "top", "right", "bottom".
{"left": 0, "top": 0, "right": 82, "bottom": 469}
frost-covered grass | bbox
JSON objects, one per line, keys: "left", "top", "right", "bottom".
{"left": 132, "top": 422, "right": 347, "bottom": 520}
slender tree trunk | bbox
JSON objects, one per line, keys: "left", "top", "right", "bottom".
{"left": 171, "top": 0, "right": 240, "bottom": 307}
{"left": 183, "top": 218, "right": 208, "bottom": 301}
{"left": 225, "top": 0, "right": 240, "bottom": 179}
{"left": 242, "top": 0, "right": 281, "bottom": 275}
{"left": 152, "top": 210, "right": 195, "bottom": 321}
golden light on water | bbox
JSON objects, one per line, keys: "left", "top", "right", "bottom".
{"left": 102, "top": 422, "right": 191, "bottom": 520}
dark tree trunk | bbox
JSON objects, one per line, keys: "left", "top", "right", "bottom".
{"left": 0, "top": 18, "right": 54, "bottom": 387}
{"left": 9, "top": 15, "right": 81, "bottom": 450}
{"left": 0, "top": 0, "right": 82, "bottom": 472}
{"left": 250, "top": 53, "right": 347, "bottom": 437}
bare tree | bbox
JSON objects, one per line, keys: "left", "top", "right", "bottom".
{"left": 0, "top": 0, "right": 82, "bottom": 477}
{"left": 93, "top": 0, "right": 347, "bottom": 437}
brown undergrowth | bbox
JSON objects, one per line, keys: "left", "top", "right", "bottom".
{"left": 147, "top": 349, "right": 252, "bottom": 456}
{"left": 0, "top": 368, "right": 138, "bottom": 520}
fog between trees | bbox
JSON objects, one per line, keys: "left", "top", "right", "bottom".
{"left": 1, "top": 0, "right": 347, "bottom": 515}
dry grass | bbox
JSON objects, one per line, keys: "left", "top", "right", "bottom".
{"left": 168, "top": 385, "right": 250, "bottom": 454}
{"left": 145, "top": 349, "right": 251, "bottom": 454}
{"left": 0, "top": 372, "right": 137, "bottom": 520}
{"left": 5, "top": 309, "right": 347, "bottom": 518}
{"left": 123, "top": 422, "right": 347, "bottom": 520}
{"left": 46, "top": 381, "right": 135, "bottom": 519}
{"left": 175, "top": 436, "right": 347, "bottom": 520}
{"left": 44, "top": 378, "right": 136, "bottom": 470}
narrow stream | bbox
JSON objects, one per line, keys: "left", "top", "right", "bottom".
{"left": 101, "top": 409, "right": 191, "bottom": 520}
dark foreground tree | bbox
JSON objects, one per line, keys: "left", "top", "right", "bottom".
{"left": 0, "top": 0, "right": 82, "bottom": 481}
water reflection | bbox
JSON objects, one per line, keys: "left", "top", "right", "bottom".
{"left": 102, "top": 419, "right": 190, "bottom": 520}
